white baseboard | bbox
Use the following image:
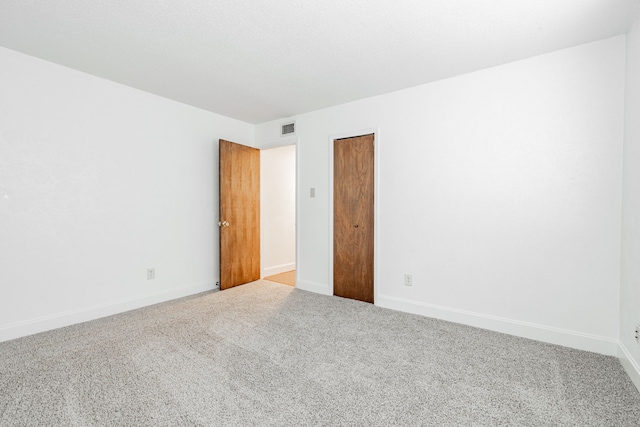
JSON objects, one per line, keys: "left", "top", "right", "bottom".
{"left": 0, "top": 281, "right": 217, "bottom": 343}
{"left": 296, "top": 279, "right": 332, "bottom": 295}
{"left": 618, "top": 342, "right": 640, "bottom": 393}
{"left": 263, "top": 262, "right": 296, "bottom": 277}
{"left": 376, "top": 294, "right": 618, "bottom": 356}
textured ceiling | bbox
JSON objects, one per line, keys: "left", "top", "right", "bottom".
{"left": 1, "top": 0, "right": 639, "bottom": 124}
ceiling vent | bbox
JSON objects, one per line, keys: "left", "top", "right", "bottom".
{"left": 281, "top": 121, "right": 296, "bottom": 137}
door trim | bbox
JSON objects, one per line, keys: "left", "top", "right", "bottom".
{"left": 328, "top": 128, "right": 380, "bottom": 303}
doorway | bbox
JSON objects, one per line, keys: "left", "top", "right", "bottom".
{"left": 261, "top": 144, "right": 297, "bottom": 287}
{"left": 218, "top": 139, "right": 297, "bottom": 290}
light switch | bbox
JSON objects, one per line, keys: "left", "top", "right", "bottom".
{"left": 310, "top": 188, "right": 316, "bottom": 198}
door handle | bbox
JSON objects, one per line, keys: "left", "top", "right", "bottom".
{"left": 218, "top": 221, "right": 230, "bottom": 227}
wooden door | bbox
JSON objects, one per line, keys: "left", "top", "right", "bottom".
{"left": 333, "top": 134, "right": 375, "bottom": 303}
{"left": 219, "top": 139, "right": 260, "bottom": 290}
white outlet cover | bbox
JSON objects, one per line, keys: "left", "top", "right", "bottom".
{"left": 404, "top": 274, "right": 412, "bottom": 286}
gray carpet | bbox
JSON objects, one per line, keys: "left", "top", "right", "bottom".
{"left": 1, "top": 281, "right": 639, "bottom": 426}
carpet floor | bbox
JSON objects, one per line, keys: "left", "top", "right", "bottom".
{"left": 1, "top": 280, "right": 639, "bottom": 426}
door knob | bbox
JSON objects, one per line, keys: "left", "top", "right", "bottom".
{"left": 218, "top": 221, "right": 230, "bottom": 227}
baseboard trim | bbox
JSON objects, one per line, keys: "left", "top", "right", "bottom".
{"left": 376, "top": 294, "right": 618, "bottom": 356}
{"left": 296, "top": 279, "right": 332, "bottom": 295}
{"left": 618, "top": 342, "right": 640, "bottom": 393}
{"left": 263, "top": 262, "right": 296, "bottom": 277}
{"left": 0, "top": 281, "right": 216, "bottom": 343}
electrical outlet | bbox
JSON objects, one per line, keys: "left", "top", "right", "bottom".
{"left": 635, "top": 324, "right": 640, "bottom": 343}
{"left": 404, "top": 274, "right": 413, "bottom": 286}
{"left": 147, "top": 268, "right": 155, "bottom": 280}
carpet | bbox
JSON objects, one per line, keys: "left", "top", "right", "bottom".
{"left": 1, "top": 280, "right": 639, "bottom": 426}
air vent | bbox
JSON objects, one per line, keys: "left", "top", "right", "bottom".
{"left": 281, "top": 122, "right": 295, "bottom": 136}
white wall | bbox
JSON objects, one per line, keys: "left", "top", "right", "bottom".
{"left": 0, "top": 46, "right": 254, "bottom": 342}
{"left": 620, "top": 14, "right": 640, "bottom": 389}
{"left": 260, "top": 144, "right": 296, "bottom": 277}
{"left": 256, "top": 37, "right": 626, "bottom": 355}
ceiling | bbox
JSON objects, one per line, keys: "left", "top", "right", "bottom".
{"left": 1, "top": 0, "right": 638, "bottom": 124}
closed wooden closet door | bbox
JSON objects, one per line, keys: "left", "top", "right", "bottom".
{"left": 333, "top": 134, "right": 374, "bottom": 303}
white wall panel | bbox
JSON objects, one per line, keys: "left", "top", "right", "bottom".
{"left": 0, "top": 46, "right": 254, "bottom": 341}
{"left": 620, "top": 14, "right": 640, "bottom": 389}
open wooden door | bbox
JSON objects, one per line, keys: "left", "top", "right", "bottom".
{"left": 219, "top": 139, "right": 260, "bottom": 290}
